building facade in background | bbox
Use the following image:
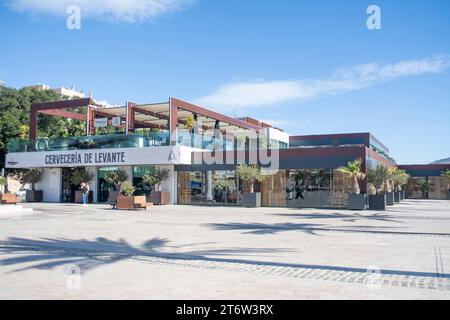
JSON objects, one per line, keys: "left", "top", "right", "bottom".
{"left": 5, "top": 97, "right": 450, "bottom": 207}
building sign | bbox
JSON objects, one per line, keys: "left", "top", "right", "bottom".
{"left": 94, "top": 118, "right": 108, "bottom": 128}
{"left": 112, "top": 117, "right": 121, "bottom": 127}
{"left": 44, "top": 151, "right": 126, "bottom": 165}
{"left": 5, "top": 146, "right": 194, "bottom": 169}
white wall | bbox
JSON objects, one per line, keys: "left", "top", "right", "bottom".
{"left": 36, "top": 168, "right": 62, "bottom": 202}
{"left": 268, "top": 127, "right": 290, "bottom": 144}
{"left": 159, "top": 165, "right": 176, "bottom": 205}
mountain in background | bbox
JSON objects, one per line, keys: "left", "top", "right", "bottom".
{"left": 430, "top": 157, "right": 450, "bottom": 164}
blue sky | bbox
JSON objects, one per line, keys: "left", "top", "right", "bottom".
{"left": 0, "top": 0, "right": 449, "bottom": 164}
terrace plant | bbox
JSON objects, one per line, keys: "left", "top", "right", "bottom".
{"left": 185, "top": 114, "right": 195, "bottom": 131}
{"left": 236, "top": 164, "right": 265, "bottom": 193}
{"left": 338, "top": 158, "right": 366, "bottom": 194}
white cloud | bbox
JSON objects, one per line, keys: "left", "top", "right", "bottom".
{"left": 195, "top": 55, "right": 450, "bottom": 109}
{"left": 6, "top": 0, "right": 192, "bottom": 23}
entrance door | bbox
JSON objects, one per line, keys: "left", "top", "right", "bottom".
{"left": 97, "top": 167, "right": 119, "bottom": 203}
{"left": 132, "top": 166, "right": 155, "bottom": 201}
{"left": 61, "top": 167, "right": 78, "bottom": 202}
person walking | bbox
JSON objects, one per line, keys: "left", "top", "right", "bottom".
{"left": 81, "top": 182, "right": 90, "bottom": 206}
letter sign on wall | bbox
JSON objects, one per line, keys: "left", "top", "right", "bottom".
{"left": 112, "top": 117, "right": 122, "bottom": 127}
{"left": 94, "top": 118, "right": 108, "bottom": 128}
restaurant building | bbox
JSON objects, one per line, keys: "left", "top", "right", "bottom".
{"left": 5, "top": 97, "right": 450, "bottom": 207}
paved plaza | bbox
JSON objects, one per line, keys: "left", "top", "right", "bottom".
{"left": 0, "top": 200, "right": 449, "bottom": 299}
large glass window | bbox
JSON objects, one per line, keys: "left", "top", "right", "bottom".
{"left": 261, "top": 169, "right": 340, "bottom": 208}
{"left": 177, "top": 170, "right": 239, "bottom": 205}
{"left": 406, "top": 176, "right": 448, "bottom": 200}
{"left": 132, "top": 166, "right": 155, "bottom": 200}
{"left": 178, "top": 168, "right": 353, "bottom": 208}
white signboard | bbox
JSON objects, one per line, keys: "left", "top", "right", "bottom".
{"left": 5, "top": 146, "right": 194, "bottom": 168}
{"left": 94, "top": 118, "right": 108, "bottom": 128}
{"left": 112, "top": 117, "right": 121, "bottom": 127}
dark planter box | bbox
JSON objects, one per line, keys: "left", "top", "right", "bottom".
{"left": 348, "top": 194, "right": 367, "bottom": 210}
{"left": 151, "top": 191, "right": 170, "bottom": 205}
{"left": 394, "top": 192, "right": 401, "bottom": 203}
{"left": 369, "top": 194, "right": 386, "bottom": 211}
{"left": 400, "top": 190, "right": 405, "bottom": 200}
{"left": 242, "top": 192, "right": 261, "bottom": 208}
{"left": 384, "top": 192, "right": 395, "bottom": 206}
{"left": 448, "top": 190, "right": 450, "bottom": 200}
{"left": 26, "top": 190, "right": 43, "bottom": 202}
{"left": 75, "top": 190, "right": 94, "bottom": 204}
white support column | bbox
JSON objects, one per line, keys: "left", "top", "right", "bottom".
{"left": 159, "top": 164, "right": 175, "bottom": 205}
{"left": 36, "top": 168, "right": 62, "bottom": 202}
{"left": 86, "top": 167, "right": 98, "bottom": 203}
{"left": 206, "top": 171, "right": 213, "bottom": 201}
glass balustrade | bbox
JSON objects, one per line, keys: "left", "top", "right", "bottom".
{"left": 8, "top": 129, "right": 289, "bottom": 153}
{"left": 8, "top": 132, "right": 171, "bottom": 153}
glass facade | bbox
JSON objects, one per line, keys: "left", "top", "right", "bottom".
{"left": 406, "top": 176, "right": 448, "bottom": 200}
{"left": 8, "top": 132, "right": 170, "bottom": 153}
{"left": 290, "top": 137, "right": 367, "bottom": 148}
{"left": 177, "top": 170, "right": 240, "bottom": 205}
{"left": 177, "top": 169, "right": 353, "bottom": 208}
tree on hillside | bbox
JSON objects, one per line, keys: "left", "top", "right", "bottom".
{"left": 0, "top": 86, "right": 85, "bottom": 151}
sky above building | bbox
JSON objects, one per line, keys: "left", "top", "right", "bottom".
{"left": 0, "top": 0, "right": 449, "bottom": 164}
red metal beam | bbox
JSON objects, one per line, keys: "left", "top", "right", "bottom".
{"left": 38, "top": 109, "right": 86, "bottom": 121}
{"left": 134, "top": 106, "right": 170, "bottom": 121}
{"left": 29, "top": 98, "right": 93, "bottom": 140}
{"left": 32, "top": 98, "right": 92, "bottom": 111}
{"left": 170, "top": 97, "right": 262, "bottom": 131}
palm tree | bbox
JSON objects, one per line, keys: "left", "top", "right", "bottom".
{"left": 367, "top": 164, "right": 390, "bottom": 195}
{"left": 338, "top": 158, "right": 366, "bottom": 194}
{"left": 391, "top": 168, "right": 409, "bottom": 192}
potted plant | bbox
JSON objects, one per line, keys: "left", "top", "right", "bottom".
{"left": 367, "top": 164, "right": 389, "bottom": 211}
{"left": 15, "top": 169, "right": 44, "bottom": 202}
{"left": 441, "top": 169, "right": 450, "bottom": 200}
{"left": 236, "top": 164, "right": 266, "bottom": 207}
{"left": 70, "top": 168, "right": 94, "bottom": 203}
{"left": 0, "top": 176, "right": 6, "bottom": 195}
{"left": 116, "top": 181, "right": 148, "bottom": 210}
{"left": 391, "top": 168, "right": 409, "bottom": 202}
{"left": 338, "top": 158, "right": 367, "bottom": 210}
{"left": 0, "top": 176, "right": 16, "bottom": 204}
{"left": 0, "top": 175, "right": 19, "bottom": 202}
{"left": 420, "top": 180, "right": 430, "bottom": 199}
{"left": 104, "top": 169, "right": 129, "bottom": 205}
{"left": 143, "top": 168, "right": 170, "bottom": 205}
